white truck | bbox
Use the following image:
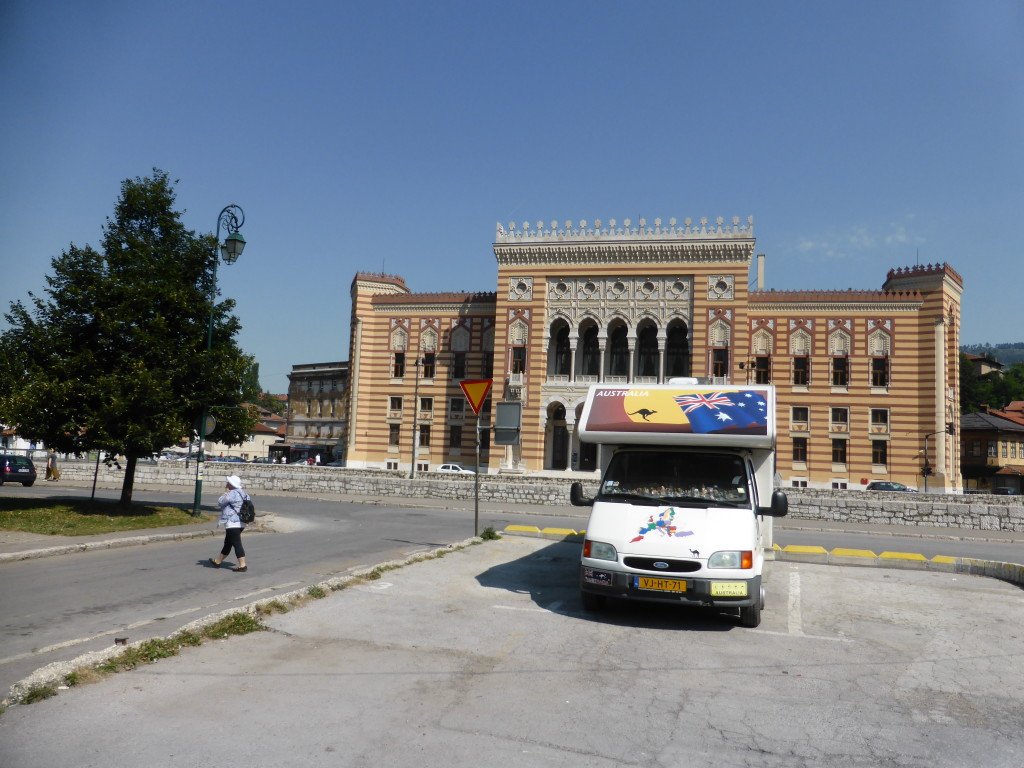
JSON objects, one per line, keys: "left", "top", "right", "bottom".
{"left": 570, "top": 382, "right": 788, "bottom": 628}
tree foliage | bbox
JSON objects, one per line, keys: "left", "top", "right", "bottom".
{"left": 960, "top": 353, "right": 1024, "bottom": 414}
{"left": 0, "top": 170, "right": 258, "bottom": 504}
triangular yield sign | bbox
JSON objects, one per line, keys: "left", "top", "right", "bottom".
{"left": 459, "top": 378, "right": 493, "bottom": 415}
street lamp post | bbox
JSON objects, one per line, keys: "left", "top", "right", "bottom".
{"left": 191, "top": 204, "right": 246, "bottom": 516}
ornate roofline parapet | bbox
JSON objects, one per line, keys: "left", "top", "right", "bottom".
{"left": 494, "top": 215, "right": 754, "bottom": 244}
{"left": 749, "top": 288, "right": 924, "bottom": 314}
{"left": 495, "top": 240, "right": 754, "bottom": 267}
{"left": 885, "top": 263, "right": 964, "bottom": 288}
{"left": 351, "top": 272, "right": 409, "bottom": 296}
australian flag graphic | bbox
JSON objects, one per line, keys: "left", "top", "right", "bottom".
{"left": 673, "top": 390, "right": 768, "bottom": 434}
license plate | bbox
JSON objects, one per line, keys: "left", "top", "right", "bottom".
{"left": 635, "top": 577, "right": 687, "bottom": 593}
{"left": 710, "top": 581, "right": 748, "bottom": 597}
{"left": 17, "top": 468, "right": 29, "bottom": 473}
{"left": 583, "top": 567, "right": 613, "bottom": 586}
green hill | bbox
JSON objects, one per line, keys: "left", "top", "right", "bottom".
{"left": 961, "top": 343, "right": 1024, "bottom": 366}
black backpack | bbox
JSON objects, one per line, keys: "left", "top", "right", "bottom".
{"left": 239, "top": 495, "right": 256, "bottom": 524}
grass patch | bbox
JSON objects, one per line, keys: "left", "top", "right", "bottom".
{"left": 479, "top": 526, "right": 500, "bottom": 541}
{"left": 307, "top": 585, "right": 327, "bottom": 599}
{"left": 20, "top": 682, "right": 58, "bottom": 704}
{"left": 0, "top": 497, "right": 210, "bottom": 536}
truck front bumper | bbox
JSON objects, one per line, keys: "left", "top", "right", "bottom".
{"left": 581, "top": 565, "right": 762, "bottom": 608}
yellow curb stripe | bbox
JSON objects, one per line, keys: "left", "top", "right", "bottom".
{"left": 782, "top": 545, "right": 828, "bottom": 554}
{"left": 880, "top": 551, "right": 928, "bottom": 561}
{"left": 541, "top": 527, "right": 580, "bottom": 537}
{"left": 504, "top": 525, "right": 542, "bottom": 534}
{"left": 930, "top": 555, "right": 957, "bottom": 564}
{"left": 830, "top": 548, "right": 877, "bottom": 558}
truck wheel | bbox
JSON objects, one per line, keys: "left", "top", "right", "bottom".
{"left": 581, "top": 591, "right": 606, "bottom": 612}
{"left": 739, "top": 601, "right": 761, "bottom": 628}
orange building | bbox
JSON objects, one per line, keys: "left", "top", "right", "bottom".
{"left": 344, "top": 216, "right": 963, "bottom": 491}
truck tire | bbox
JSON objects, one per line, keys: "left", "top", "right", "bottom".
{"left": 581, "top": 591, "right": 606, "bottom": 612}
{"left": 739, "top": 601, "right": 761, "bottom": 628}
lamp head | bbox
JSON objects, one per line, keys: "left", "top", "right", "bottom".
{"left": 221, "top": 231, "right": 246, "bottom": 264}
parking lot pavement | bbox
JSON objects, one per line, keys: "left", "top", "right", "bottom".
{"left": 3, "top": 536, "right": 1024, "bottom": 767}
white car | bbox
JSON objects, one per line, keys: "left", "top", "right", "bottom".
{"left": 437, "top": 463, "right": 475, "bottom": 474}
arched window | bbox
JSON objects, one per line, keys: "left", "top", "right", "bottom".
{"left": 709, "top": 320, "right": 730, "bottom": 378}
{"left": 608, "top": 322, "right": 629, "bottom": 377}
{"left": 579, "top": 323, "right": 600, "bottom": 376}
{"left": 665, "top": 321, "right": 690, "bottom": 377}
{"left": 636, "top": 321, "right": 659, "bottom": 378}
{"left": 868, "top": 329, "right": 891, "bottom": 387}
{"left": 450, "top": 326, "right": 470, "bottom": 379}
{"left": 509, "top": 320, "right": 528, "bottom": 374}
{"left": 829, "top": 330, "right": 851, "bottom": 387}
{"left": 790, "top": 328, "right": 811, "bottom": 386}
{"left": 549, "top": 320, "right": 571, "bottom": 377}
{"left": 481, "top": 326, "right": 494, "bottom": 377}
{"left": 391, "top": 327, "right": 408, "bottom": 379}
{"left": 752, "top": 329, "right": 773, "bottom": 383}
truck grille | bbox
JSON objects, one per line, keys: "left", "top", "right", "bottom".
{"left": 623, "top": 557, "right": 701, "bottom": 573}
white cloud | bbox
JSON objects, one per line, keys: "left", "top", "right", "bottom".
{"left": 794, "top": 217, "right": 925, "bottom": 261}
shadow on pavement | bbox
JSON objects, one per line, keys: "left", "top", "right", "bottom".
{"left": 476, "top": 538, "right": 735, "bottom": 632}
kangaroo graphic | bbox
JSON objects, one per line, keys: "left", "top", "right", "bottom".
{"left": 628, "top": 409, "right": 657, "bottom": 421}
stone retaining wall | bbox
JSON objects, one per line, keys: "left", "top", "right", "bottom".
{"left": 54, "top": 462, "right": 1024, "bottom": 533}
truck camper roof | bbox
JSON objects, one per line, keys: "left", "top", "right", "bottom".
{"left": 577, "top": 384, "right": 776, "bottom": 449}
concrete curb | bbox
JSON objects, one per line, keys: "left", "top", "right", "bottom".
{"left": 499, "top": 527, "right": 1024, "bottom": 591}
{"left": 0, "top": 529, "right": 218, "bottom": 564}
{"left": 4, "top": 534, "right": 488, "bottom": 707}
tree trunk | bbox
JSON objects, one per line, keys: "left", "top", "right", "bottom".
{"left": 119, "top": 456, "right": 137, "bottom": 506}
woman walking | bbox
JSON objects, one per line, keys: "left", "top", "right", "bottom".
{"left": 209, "top": 474, "right": 248, "bottom": 572}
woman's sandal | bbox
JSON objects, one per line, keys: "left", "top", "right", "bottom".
{"left": 209, "top": 558, "right": 221, "bottom": 568}
{"left": 233, "top": 566, "right": 248, "bottom": 572}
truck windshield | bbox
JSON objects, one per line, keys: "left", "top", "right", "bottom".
{"left": 599, "top": 451, "right": 750, "bottom": 508}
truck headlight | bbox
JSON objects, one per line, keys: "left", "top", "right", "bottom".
{"left": 583, "top": 540, "right": 617, "bottom": 562}
{"left": 708, "top": 550, "right": 753, "bottom": 569}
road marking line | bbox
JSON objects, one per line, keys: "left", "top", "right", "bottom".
{"left": 788, "top": 570, "right": 804, "bottom": 636}
{"left": 755, "top": 629, "right": 852, "bottom": 643}
{"left": 236, "top": 588, "right": 274, "bottom": 600}
{"left": 493, "top": 605, "right": 549, "bottom": 613}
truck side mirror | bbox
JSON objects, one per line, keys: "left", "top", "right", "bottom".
{"left": 569, "top": 481, "right": 593, "bottom": 507}
{"left": 759, "top": 490, "right": 788, "bottom": 517}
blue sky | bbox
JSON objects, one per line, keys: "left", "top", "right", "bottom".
{"left": 2, "top": 0, "right": 1022, "bottom": 394}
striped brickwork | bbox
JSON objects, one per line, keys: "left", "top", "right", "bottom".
{"left": 342, "top": 221, "right": 962, "bottom": 490}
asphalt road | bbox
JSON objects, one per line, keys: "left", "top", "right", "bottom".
{"left": 2, "top": 536, "right": 1023, "bottom": 768}
{"left": 0, "top": 486, "right": 586, "bottom": 696}
{"left": 2, "top": 483, "right": 1022, "bottom": 704}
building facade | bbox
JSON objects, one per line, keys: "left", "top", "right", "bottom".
{"left": 345, "top": 216, "right": 963, "bottom": 490}
{"left": 282, "top": 361, "right": 349, "bottom": 462}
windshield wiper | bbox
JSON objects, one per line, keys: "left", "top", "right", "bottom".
{"left": 597, "top": 491, "right": 663, "bottom": 505}
{"left": 661, "top": 496, "right": 749, "bottom": 508}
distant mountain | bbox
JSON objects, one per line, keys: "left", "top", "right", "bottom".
{"left": 961, "top": 343, "right": 1024, "bottom": 366}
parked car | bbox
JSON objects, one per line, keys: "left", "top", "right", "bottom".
{"left": 0, "top": 455, "right": 37, "bottom": 486}
{"left": 249, "top": 457, "right": 276, "bottom": 464}
{"left": 992, "top": 487, "right": 1018, "bottom": 495}
{"left": 865, "top": 481, "right": 917, "bottom": 492}
{"left": 210, "top": 456, "right": 246, "bottom": 463}
{"left": 437, "top": 463, "right": 475, "bottom": 474}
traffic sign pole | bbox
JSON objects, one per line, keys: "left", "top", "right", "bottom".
{"left": 459, "top": 378, "right": 492, "bottom": 539}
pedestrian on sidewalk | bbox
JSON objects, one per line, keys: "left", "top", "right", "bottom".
{"left": 209, "top": 474, "right": 249, "bottom": 572}
{"left": 45, "top": 450, "right": 60, "bottom": 481}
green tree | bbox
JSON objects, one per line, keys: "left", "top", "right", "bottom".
{"left": 0, "top": 170, "right": 255, "bottom": 505}
{"left": 960, "top": 353, "right": 1024, "bottom": 413}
